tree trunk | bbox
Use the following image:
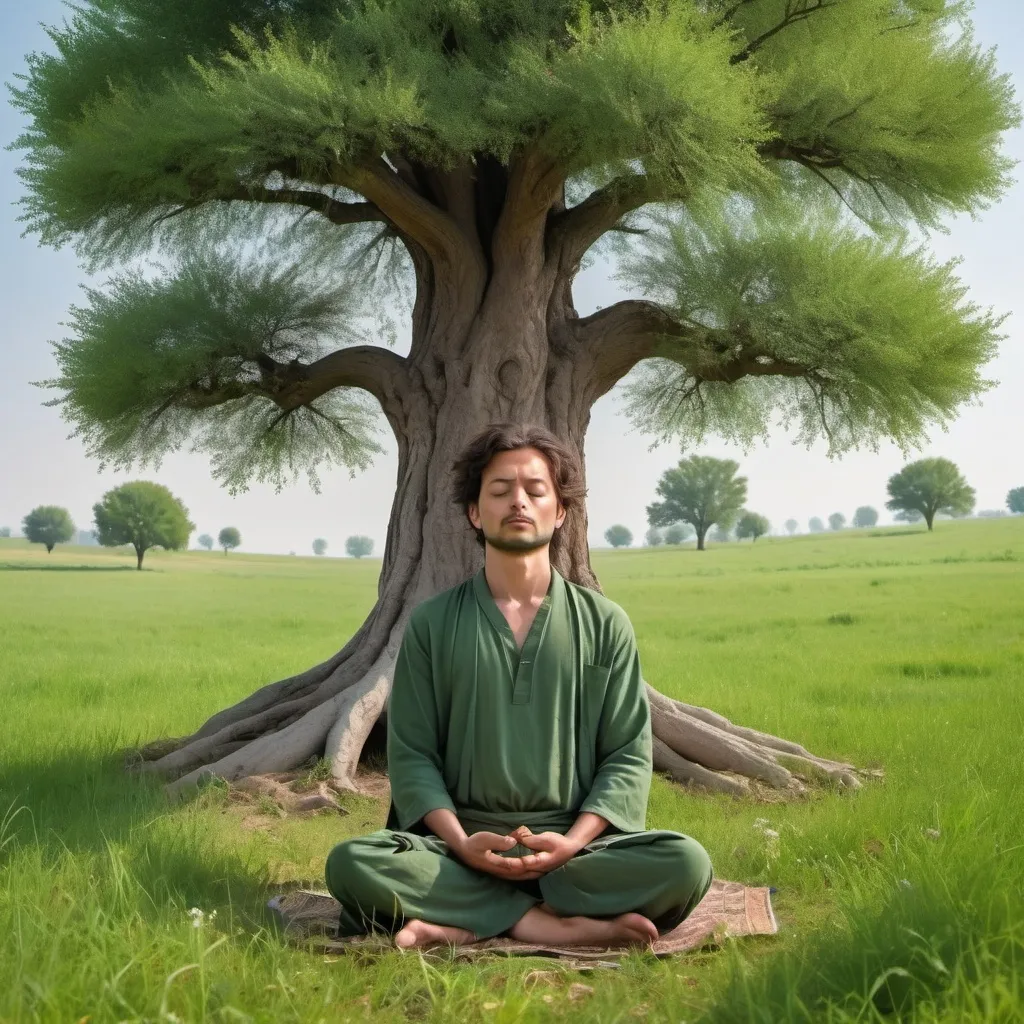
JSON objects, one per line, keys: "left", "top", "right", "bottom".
{"left": 137, "top": 173, "right": 862, "bottom": 802}
{"left": 136, "top": 545, "right": 144, "bottom": 570}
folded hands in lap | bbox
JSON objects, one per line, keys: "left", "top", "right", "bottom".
{"left": 453, "top": 826, "right": 580, "bottom": 881}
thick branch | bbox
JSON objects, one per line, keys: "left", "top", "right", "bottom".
{"left": 575, "top": 300, "right": 812, "bottom": 400}
{"left": 234, "top": 185, "right": 387, "bottom": 226}
{"left": 344, "top": 160, "right": 472, "bottom": 267}
{"left": 547, "top": 174, "right": 657, "bottom": 274}
{"left": 259, "top": 346, "right": 410, "bottom": 418}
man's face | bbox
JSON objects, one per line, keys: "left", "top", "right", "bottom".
{"left": 468, "top": 447, "right": 566, "bottom": 554}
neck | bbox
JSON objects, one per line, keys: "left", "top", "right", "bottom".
{"left": 482, "top": 546, "right": 552, "bottom": 603}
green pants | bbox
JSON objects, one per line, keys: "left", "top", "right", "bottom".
{"left": 325, "top": 828, "right": 713, "bottom": 940}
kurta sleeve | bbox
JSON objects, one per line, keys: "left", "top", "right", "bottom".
{"left": 578, "top": 613, "right": 652, "bottom": 833}
{"left": 386, "top": 608, "right": 457, "bottom": 831}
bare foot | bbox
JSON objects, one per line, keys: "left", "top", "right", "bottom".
{"left": 393, "top": 919, "right": 477, "bottom": 949}
{"left": 510, "top": 907, "right": 658, "bottom": 948}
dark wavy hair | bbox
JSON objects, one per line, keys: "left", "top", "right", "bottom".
{"left": 451, "top": 424, "right": 587, "bottom": 551}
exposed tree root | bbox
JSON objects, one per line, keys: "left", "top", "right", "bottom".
{"left": 229, "top": 773, "right": 350, "bottom": 815}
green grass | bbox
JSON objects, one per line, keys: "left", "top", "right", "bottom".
{"left": 1, "top": 519, "right": 1022, "bottom": 1022}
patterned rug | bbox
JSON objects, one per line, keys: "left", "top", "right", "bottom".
{"left": 269, "top": 879, "right": 777, "bottom": 961}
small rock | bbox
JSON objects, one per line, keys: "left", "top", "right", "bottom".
{"left": 568, "top": 983, "right": 595, "bottom": 1002}
{"left": 924, "top": 828, "right": 941, "bottom": 840}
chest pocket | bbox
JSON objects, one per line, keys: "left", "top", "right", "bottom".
{"left": 578, "top": 663, "right": 612, "bottom": 781}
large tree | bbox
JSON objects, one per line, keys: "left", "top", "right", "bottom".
{"left": 1007, "top": 487, "right": 1024, "bottom": 515}
{"left": 886, "top": 457, "right": 976, "bottom": 530}
{"left": 647, "top": 455, "right": 747, "bottom": 551}
{"left": 93, "top": 481, "right": 194, "bottom": 569}
{"left": 13, "top": 0, "right": 1015, "bottom": 799}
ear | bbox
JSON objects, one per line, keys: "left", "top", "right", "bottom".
{"left": 468, "top": 502, "right": 481, "bottom": 531}
{"left": 554, "top": 502, "right": 567, "bottom": 530}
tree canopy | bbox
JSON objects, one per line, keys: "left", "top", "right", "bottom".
{"left": 12, "top": 0, "right": 1017, "bottom": 493}
{"left": 345, "top": 535, "right": 373, "bottom": 558}
{"left": 808, "top": 517, "right": 824, "bottom": 533}
{"left": 197, "top": 533, "right": 214, "bottom": 550}
{"left": 828, "top": 512, "right": 846, "bottom": 531}
{"left": 852, "top": 505, "right": 878, "bottom": 527}
{"left": 1008, "top": 487, "right": 1024, "bottom": 515}
{"left": 735, "top": 510, "right": 770, "bottom": 541}
{"left": 22, "top": 505, "right": 75, "bottom": 553}
{"left": 644, "top": 526, "right": 664, "bottom": 547}
{"left": 313, "top": 537, "right": 328, "bottom": 555}
{"left": 219, "top": 526, "right": 242, "bottom": 552}
{"left": 784, "top": 518, "right": 798, "bottom": 535}
{"left": 93, "top": 481, "right": 194, "bottom": 568}
{"left": 664, "top": 522, "right": 694, "bottom": 545}
{"left": 648, "top": 455, "right": 746, "bottom": 550}
{"left": 604, "top": 524, "right": 633, "bottom": 548}
{"left": 886, "top": 457, "right": 975, "bottom": 530}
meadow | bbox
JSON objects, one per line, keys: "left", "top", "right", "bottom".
{"left": 1, "top": 519, "right": 1022, "bottom": 1023}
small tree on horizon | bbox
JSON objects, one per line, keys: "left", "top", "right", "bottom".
{"left": 852, "top": 505, "right": 879, "bottom": 528}
{"left": 785, "top": 519, "right": 798, "bottom": 536}
{"left": 664, "top": 522, "right": 693, "bottom": 545}
{"left": 345, "top": 536, "right": 373, "bottom": 559}
{"left": 829, "top": 512, "right": 847, "bottom": 531}
{"left": 894, "top": 508, "right": 925, "bottom": 524}
{"left": 886, "top": 458, "right": 975, "bottom": 531}
{"left": 313, "top": 537, "right": 328, "bottom": 556}
{"left": 644, "top": 526, "right": 664, "bottom": 547}
{"left": 0, "top": 527, "right": 11, "bottom": 538}
{"left": 94, "top": 482, "right": 193, "bottom": 569}
{"left": 710, "top": 524, "right": 734, "bottom": 544}
{"left": 1007, "top": 487, "right": 1024, "bottom": 515}
{"left": 22, "top": 505, "right": 75, "bottom": 553}
{"left": 604, "top": 524, "right": 633, "bottom": 549}
{"left": 197, "top": 533, "right": 214, "bottom": 550}
{"left": 808, "top": 517, "right": 825, "bottom": 534}
{"left": 736, "top": 511, "right": 770, "bottom": 542}
{"left": 647, "top": 456, "right": 746, "bottom": 552}
{"left": 218, "top": 526, "right": 241, "bottom": 554}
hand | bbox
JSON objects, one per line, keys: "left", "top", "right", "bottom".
{"left": 453, "top": 831, "right": 544, "bottom": 880}
{"left": 517, "top": 830, "right": 583, "bottom": 875}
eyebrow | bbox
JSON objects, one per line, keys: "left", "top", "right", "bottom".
{"left": 487, "top": 476, "right": 549, "bottom": 485}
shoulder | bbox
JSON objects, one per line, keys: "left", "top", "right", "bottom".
{"left": 561, "top": 576, "right": 636, "bottom": 646}
{"left": 404, "top": 576, "right": 475, "bottom": 635}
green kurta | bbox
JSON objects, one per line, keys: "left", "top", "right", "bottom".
{"left": 388, "top": 566, "right": 652, "bottom": 839}
{"left": 325, "top": 567, "right": 713, "bottom": 939}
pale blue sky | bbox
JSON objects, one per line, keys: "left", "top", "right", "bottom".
{"left": 2, "top": 3, "right": 1022, "bottom": 554}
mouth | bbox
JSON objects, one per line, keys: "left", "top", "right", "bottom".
{"left": 506, "top": 518, "right": 533, "bottom": 527}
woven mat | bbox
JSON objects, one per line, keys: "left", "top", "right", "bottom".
{"left": 269, "top": 879, "right": 777, "bottom": 961}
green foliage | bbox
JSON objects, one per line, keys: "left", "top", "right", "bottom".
{"left": 735, "top": 510, "right": 770, "bottom": 541}
{"left": 887, "top": 457, "right": 975, "bottom": 530}
{"left": 344, "top": 535, "right": 373, "bottom": 558}
{"left": 197, "top": 533, "right": 214, "bottom": 550}
{"left": 93, "top": 482, "right": 194, "bottom": 568}
{"left": 619, "top": 201, "right": 1005, "bottom": 456}
{"left": 42, "top": 252, "right": 384, "bottom": 494}
{"left": 784, "top": 518, "right": 798, "bottom": 535}
{"left": 0, "top": 527, "right": 11, "bottom": 539}
{"left": 8, "top": 0, "right": 1020, "bottom": 494}
{"left": 644, "top": 525, "right": 664, "bottom": 547}
{"left": 808, "top": 516, "right": 825, "bottom": 533}
{"left": 664, "top": 522, "right": 693, "bottom": 545}
{"left": 1007, "top": 487, "right": 1024, "bottom": 515}
{"left": 647, "top": 455, "right": 746, "bottom": 547}
{"left": 218, "top": 526, "right": 242, "bottom": 552}
{"left": 853, "top": 505, "right": 879, "bottom": 528}
{"left": 21, "top": 506, "right": 75, "bottom": 553}
{"left": 604, "top": 524, "right": 633, "bottom": 548}
{"left": 829, "top": 512, "right": 847, "bottom": 531}
{"left": 312, "top": 537, "right": 328, "bottom": 556}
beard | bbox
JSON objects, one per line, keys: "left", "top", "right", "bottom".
{"left": 483, "top": 523, "right": 555, "bottom": 554}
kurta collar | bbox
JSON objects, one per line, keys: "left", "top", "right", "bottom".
{"left": 472, "top": 564, "right": 562, "bottom": 648}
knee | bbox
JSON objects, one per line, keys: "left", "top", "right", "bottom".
{"left": 661, "top": 836, "right": 714, "bottom": 903}
{"left": 325, "top": 834, "right": 384, "bottom": 901}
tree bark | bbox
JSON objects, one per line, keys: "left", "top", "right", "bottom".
{"left": 138, "top": 161, "right": 863, "bottom": 801}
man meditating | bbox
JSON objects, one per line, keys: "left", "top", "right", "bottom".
{"left": 325, "top": 424, "right": 713, "bottom": 949}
